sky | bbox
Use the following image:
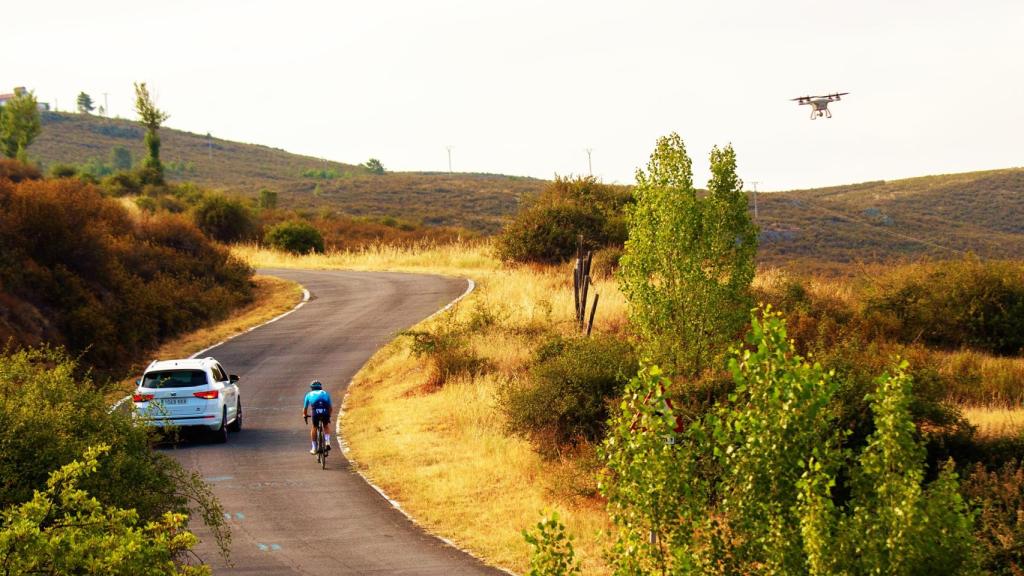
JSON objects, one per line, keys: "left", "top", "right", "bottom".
{"left": 4, "top": 0, "right": 1022, "bottom": 191}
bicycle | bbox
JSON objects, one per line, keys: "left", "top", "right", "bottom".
{"left": 304, "top": 415, "right": 329, "bottom": 469}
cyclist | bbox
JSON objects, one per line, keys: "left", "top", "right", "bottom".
{"left": 302, "top": 380, "right": 332, "bottom": 455}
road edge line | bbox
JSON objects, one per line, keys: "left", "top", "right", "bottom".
{"left": 110, "top": 286, "right": 311, "bottom": 413}
{"left": 336, "top": 277, "right": 516, "bottom": 575}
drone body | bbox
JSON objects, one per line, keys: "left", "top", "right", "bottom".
{"left": 791, "top": 92, "right": 849, "bottom": 119}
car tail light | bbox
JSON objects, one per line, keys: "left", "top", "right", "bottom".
{"left": 193, "top": 390, "right": 219, "bottom": 399}
{"left": 133, "top": 393, "right": 154, "bottom": 402}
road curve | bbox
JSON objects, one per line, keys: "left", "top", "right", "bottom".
{"left": 169, "top": 269, "right": 503, "bottom": 575}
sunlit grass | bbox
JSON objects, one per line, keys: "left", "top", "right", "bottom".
{"left": 963, "top": 405, "right": 1024, "bottom": 438}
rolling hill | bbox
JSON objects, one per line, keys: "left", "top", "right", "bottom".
{"left": 31, "top": 112, "right": 544, "bottom": 233}
{"left": 27, "top": 111, "right": 1024, "bottom": 267}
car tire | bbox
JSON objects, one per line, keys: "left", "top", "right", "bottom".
{"left": 228, "top": 401, "right": 242, "bottom": 432}
{"left": 212, "top": 409, "right": 228, "bottom": 444}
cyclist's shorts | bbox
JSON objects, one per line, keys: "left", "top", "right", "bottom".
{"left": 311, "top": 410, "right": 331, "bottom": 427}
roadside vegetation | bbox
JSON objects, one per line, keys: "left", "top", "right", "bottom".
{"left": 241, "top": 134, "right": 1024, "bottom": 575}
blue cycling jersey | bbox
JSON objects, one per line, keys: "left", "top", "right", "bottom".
{"left": 304, "top": 389, "right": 332, "bottom": 412}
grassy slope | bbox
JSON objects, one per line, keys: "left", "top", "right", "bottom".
{"left": 757, "top": 169, "right": 1024, "bottom": 269}
{"left": 31, "top": 112, "right": 544, "bottom": 233}
{"left": 31, "top": 111, "right": 1024, "bottom": 263}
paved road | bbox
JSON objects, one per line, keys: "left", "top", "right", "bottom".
{"left": 168, "top": 269, "right": 502, "bottom": 575}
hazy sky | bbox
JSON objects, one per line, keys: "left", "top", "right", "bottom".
{"left": 4, "top": 0, "right": 1021, "bottom": 190}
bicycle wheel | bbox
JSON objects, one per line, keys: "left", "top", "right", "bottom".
{"left": 319, "top": 425, "right": 327, "bottom": 470}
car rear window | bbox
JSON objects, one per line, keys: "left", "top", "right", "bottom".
{"left": 141, "top": 370, "right": 209, "bottom": 389}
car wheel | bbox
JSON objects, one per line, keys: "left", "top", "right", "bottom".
{"left": 212, "top": 409, "right": 228, "bottom": 444}
{"left": 228, "top": 400, "right": 242, "bottom": 432}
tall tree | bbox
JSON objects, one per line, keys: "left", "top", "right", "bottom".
{"left": 133, "top": 82, "right": 169, "bottom": 184}
{"left": 76, "top": 91, "right": 95, "bottom": 114}
{"left": 618, "top": 133, "right": 757, "bottom": 376}
{"left": 0, "top": 90, "right": 42, "bottom": 162}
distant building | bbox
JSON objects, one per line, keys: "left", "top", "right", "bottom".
{"left": 0, "top": 87, "right": 50, "bottom": 111}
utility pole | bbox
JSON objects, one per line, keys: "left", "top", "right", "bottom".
{"left": 446, "top": 145, "right": 453, "bottom": 174}
{"left": 750, "top": 181, "right": 760, "bottom": 220}
{"left": 585, "top": 148, "right": 593, "bottom": 176}
{"left": 102, "top": 92, "right": 109, "bottom": 117}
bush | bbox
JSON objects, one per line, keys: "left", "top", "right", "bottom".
{"left": 192, "top": 193, "right": 256, "bottom": 243}
{"left": 962, "top": 460, "right": 1024, "bottom": 574}
{"left": 0, "top": 348, "right": 226, "bottom": 551}
{"left": 592, "top": 310, "right": 979, "bottom": 574}
{"left": 264, "top": 220, "right": 325, "bottom": 254}
{"left": 0, "top": 177, "right": 252, "bottom": 376}
{"left": 100, "top": 171, "right": 142, "bottom": 197}
{"left": 0, "top": 158, "right": 41, "bottom": 182}
{"left": 496, "top": 176, "right": 630, "bottom": 264}
{"left": 864, "top": 257, "right": 1024, "bottom": 355}
{"left": 48, "top": 163, "right": 78, "bottom": 178}
{"left": 502, "top": 335, "right": 637, "bottom": 449}
{"left": 590, "top": 246, "right": 623, "bottom": 279}
{"left": 405, "top": 313, "right": 488, "bottom": 390}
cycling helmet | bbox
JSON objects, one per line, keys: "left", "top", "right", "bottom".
{"left": 310, "top": 380, "right": 323, "bottom": 390}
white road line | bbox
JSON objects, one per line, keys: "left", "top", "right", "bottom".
{"left": 336, "top": 277, "right": 516, "bottom": 575}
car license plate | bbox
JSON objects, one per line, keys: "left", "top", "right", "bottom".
{"left": 161, "top": 398, "right": 187, "bottom": 405}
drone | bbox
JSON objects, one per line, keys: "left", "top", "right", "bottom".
{"left": 791, "top": 92, "right": 849, "bottom": 119}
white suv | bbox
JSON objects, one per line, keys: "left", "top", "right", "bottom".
{"left": 133, "top": 357, "right": 242, "bottom": 443}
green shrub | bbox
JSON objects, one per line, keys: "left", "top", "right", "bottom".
{"left": 264, "top": 220, "right": 325, "bottom": 254}
{"left": 192, "top": 193, "right": 256, "bottom": 243}
{"left": 405, "top": 313, "right": 487, "bottom": 390}
{"left": 0, "top": 445, "right": 210, "bottom": 575}
{"left": 496, "top": 176, "right": 631, "bottom": 264}
{"left": 135, "top": 195, "right": 157, "bottom": 213}
{"left": 100, "top": 171, "right": 142, "bottom": 197}
{"left": 0, "top": 348, "right": 227, "bottom": 553}
{"left": 48, "top": 163, "right": 78, "bottom": 178}
{"left": 864, "top": 257, "right": 1024, "bottom": 355}
{"left": 593, "top": 310, "right": 979, "bottom": 574}
{"left": 502, "top": 335, "right": 637, "bottom": 449}
{"left": 590, "top": 246, "right": 623, "bottom": 279}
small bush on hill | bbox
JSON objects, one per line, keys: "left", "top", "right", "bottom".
{"left": 496, "top": 176, "right": 630, "bottom": 264}
{"left": 192, "top": 192, "right": 256, "bottom": 243}
{"left": 48, "top": 163, "right": 78, "bottom": 178}
{"left": 501, "top": 335, "right": 637, "bottom": 450}
{"left": 100, "top": 171, "right": 143, "bottom": 197}
{"left": 264, "top": 220, "right": 324, "bottom": 255}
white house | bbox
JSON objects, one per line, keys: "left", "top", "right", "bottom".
{"left": 0, "top": 87, "right": 50, "bottom": 111}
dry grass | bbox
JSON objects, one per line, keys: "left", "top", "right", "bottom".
{"left": 108, "top": 275, "right": 303, "bottom": 400}
{"left": 234, "top": 242, "right": 622, "bottom": 574}
{"left": 964, "top": 406, "right": 1024, "bottom": 438}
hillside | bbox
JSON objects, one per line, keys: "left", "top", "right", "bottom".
{"left": 31, "top": 112, "right": 544, "bottom": 233}
{"left": 29, "top": 112, "right": 1024, "bottom": 266}
{"left": 755, "top": 168, "right": 1024, "bottom": 270}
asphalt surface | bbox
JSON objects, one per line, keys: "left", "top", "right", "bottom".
{"left": 167, "top": 269, "right": 503, "bottom": 575}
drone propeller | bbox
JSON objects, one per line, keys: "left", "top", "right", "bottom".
{"left": 790, "top": 95, "right": 811, "bottom": 102}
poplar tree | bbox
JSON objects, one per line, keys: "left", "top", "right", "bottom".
{"left": 134, "top": 82, "right": 170, "bottom": 184}
{"left": 618, "top": 133, "right": 757, "bottom": 376}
